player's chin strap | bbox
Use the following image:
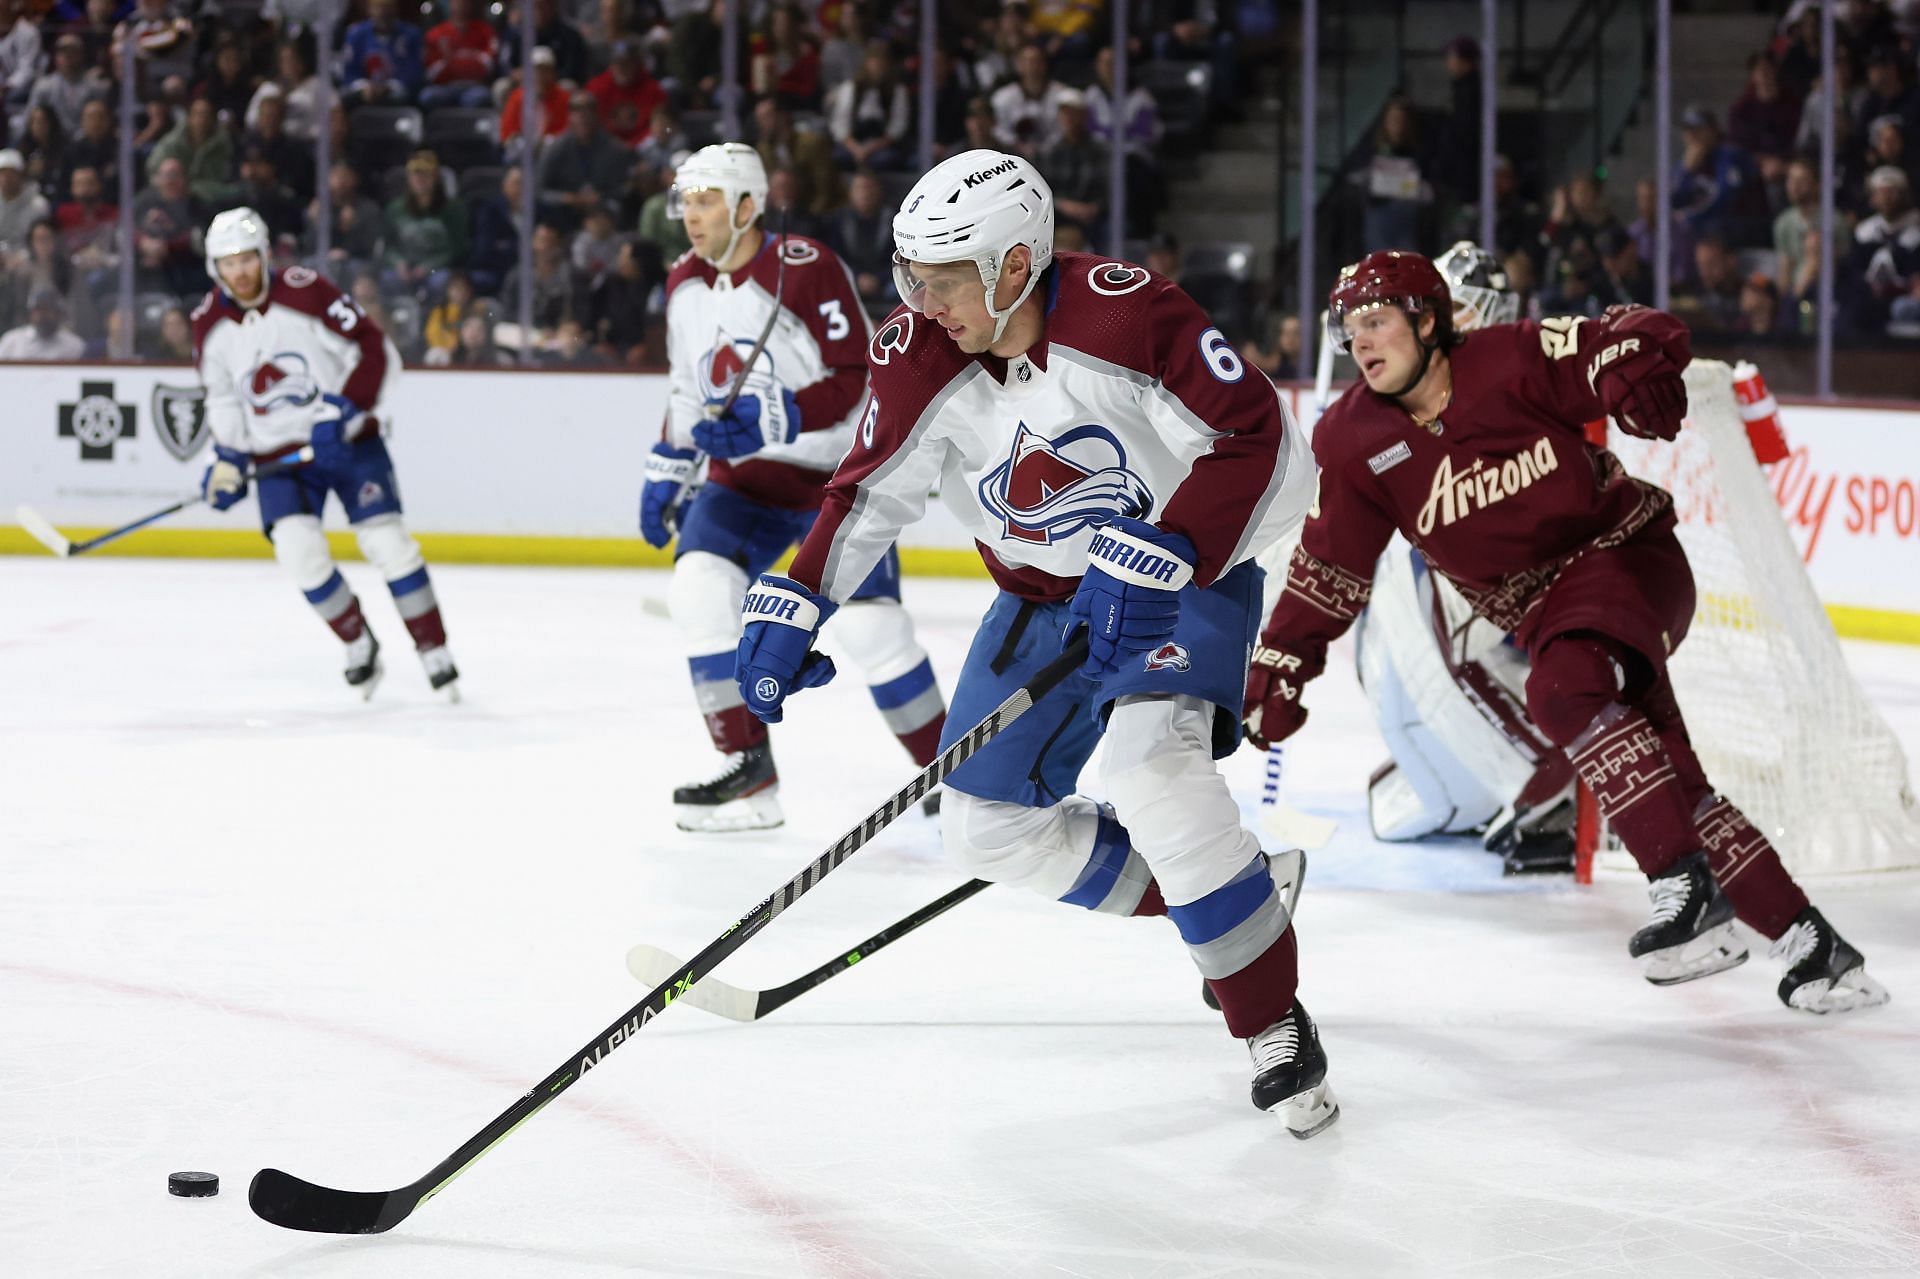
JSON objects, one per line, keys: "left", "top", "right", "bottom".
{"left": 982, "top": 250, "right": 1043, "bottom": 345}
{"left": 1385, "top": 308, "right": 1444, "bottom": 400}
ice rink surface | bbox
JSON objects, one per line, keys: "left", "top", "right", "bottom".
{"left": 4, "top": 558, "right": 1919, "bottom": 1278}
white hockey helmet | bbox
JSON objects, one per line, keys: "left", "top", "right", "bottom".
{"left": 1435, "top": 240, "right": 1519, "bottom": 332}
{"left": 669, "top": 142, "right": 769, "bottom": 265}
{"left": 891, "top": 148, "right": 1053, "bottom": 343}
{"left": 205, "top": 205, "right": 271, "bottom": 296}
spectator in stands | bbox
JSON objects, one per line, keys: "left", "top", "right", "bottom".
{"left": 133, "top": 74, "right": 188, "bottom": 164}
{"left": 502, "top": 221, "right": 579, "bottom": 335}
{"left": 991, "top": 42, "right": 1067, "bottom": 158}
{"left": 752, "top": 94, "right": 841, "bottom": 219}
{"left": 545, "top": 316, "right": 607, "bottom": 366}
{"left": 1671, "top": 233, "right": 1745, "bottom": 334}
{"left": 763, "top": 165, "right": 823, "bottom": 239}
{"left": 57, "top": 163, "right": 115, "bottom": 296}
{"left": 1776, "top": 5, "right": 1822, "bottom": 102}
{"left": 423, "top": 267, "right": 475, "bottom": 357}
{"left": 306, "top": 160, "right": 383, "bottom": 280}
{"left": 148, "top": 97, "right": 234, "bottom": 207}
{"left": 341, "top": 0, "right": 425, "bottom": 108}
{"left": 1150, "top": 0, "right": 1238, "bottom": 122}
{"left": 1039, "top": 88, "right": 1106, "bottom": 246}
{"left": 1143, "top": 231, "right": 1179, "bottom": 280}
{"left": 635, "top": 149, "right": 692, "bottom": 263}
{"left": 248, "top": 40, "right": 321, "bottom": 143}
{"left": 500, "top": 46, "right": 570, "bottom": 154}
{"left": 588, "top": 40, "right": 666, "bottom": 147}
{"left": 421, "top": 0, "right": 497, "bottom": 110}
{"left": 1674, "top": 105, "right": 1766, "bottom": 246}
{"left": 0, "top": 286, "right": 84, "bottom": 360}
{"left": 570, "top": 203, "right": 621, "bottom": 285}
{"left": 1845, "top": 164, "right": 1920, "bottom": 332}
{"left": 1242, "top": 313, "right": 1301, "bottom": 380}
{"left": 828, "top": 38, "right": 911, "bottom": 170}
{"left": 1856, "top": 45, "right": 1918, "bottom": 138}
{"left": 1541, "top": 173, "right": 1621, "bottom": 276}
{"left": 1630, "top": 173, "right": 1695, "bottom": 289}
{"left": 538, "top": 88, "right": 634, "bottom": 232}
{"left": 751, "top": 3, "right": 821, "bottom": 110}
{"left": 1728, "top": 52, "right": 1801, "bottom": 186}
{"left": 1596, "top": 226, "right": 1652, "bottom": 307}
{"left": 29, "top": 33, "right": 105, "bottom": 141}
{"left": 132, "top": 155, "right": 201, "bottom": 295}
{"left": 5, "top": 219, "right": 72, "bottom": 318}
{"left": 962, "top": 93, "right": 997, "bottom": 153}
{"left": 350, "top": 269, "right": 399, "bottom": 341}
{"left": 1736, "top": 272, "right": 1787, "bottom": 338}
{"left": 62, "top": 97, "right": 117, "bottom": 202}
{"left": 1797, "top": 55, "right": 1867, "bottom": 158}
{"left": 466, "top": 162, "right": 521, "bottom": 295}
{"left": 242, "top": 86, "right": 312, "bottom": 203}
{"left": 1030, "top": 0, "right": 1102, "bottom": 67}
{"left": 429, "top": 309, "right": 512, "bottom": 366}
{"left": 635, "top": 100, "right": 689, "bottom": 173}
{"left": 111, "top": 0, "right": 192, "bottom": 95}
{"left": 156, "top": 304, "right": 193, "bottom": 360}
{"left": 590, "top": 237, "right": 654, "bottom": 363}
{"left": 234, "top": 145, "right": 302, "bottom": 244}
{"left": 75, "top": 0, "right": 121, "bottom": 83}
{"left": 195, "top": 36, "right": 258, "bottom": 128}
{"left": 1537, "top": 259, "right": 1606, "bottom": 319}
{"left": 826, "top": 167, "right": 894, "bottom": 310}
{"left": 0, "top": 0, "right": 43, "bottom": 109}
{"left": 1430, "top": 34, "right": 1483, "bottom": 208}
{"left": 20, "top": 107, "right": 66, "bottom": 203}
{"left": 0, "top": 149, "right": 50, "bottom": 253}
{"left": 383, "top": 149, "right": 469, "bottom": 299}
{"left": 1347, "top": 94, "right": 1433, "bottom": 255}
{"left": 1086, "top": 44, "right": 1160, "bottom": 162}
{"left": 1866, "top": 114, "right": 1919, "bottom": 194}
{"left": 820, "top": 2, "right": 869, "bottom": 98}
{"left": 1500, "top": 248, "right": 1539, "bottom": 318}
{"left": 1773, "top": 155, "right": 1836, "bottom": 324}
{"left": 502, "top": 0, "right": 590, "bottom": 90}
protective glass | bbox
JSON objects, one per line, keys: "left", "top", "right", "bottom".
{"left": 1326, "top": 298, "right": 1421, "bottom": 355}
{"left": 891, "top": 253, "right": 984, "bottom": 315}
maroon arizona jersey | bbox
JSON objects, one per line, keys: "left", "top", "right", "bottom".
{"left": 1266, "top": 305, "right": 1693, "bottom": 664}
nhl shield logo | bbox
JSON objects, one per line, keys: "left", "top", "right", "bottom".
{"left": 151, "top": 384, "right": 209, "bottom": 460}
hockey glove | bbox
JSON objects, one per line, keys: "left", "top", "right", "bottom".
{"left": 1242, "top": 642, "right": 1322, "bottom": 749}
{"left": 1065, "top": 517, "right": 1196, "bottom": 678}
{"left": 736, "top": 575, "right": 839, "bottom": 723}
{"left": 311, "top": 393, "right": 376, "bottom": 468}
{"left": 1599, "top": 356, "right": 1688, "bottom": 441}
{"left": 639, "top": 442, "right": 701, "bottom": 548}
{"left": 694, "top": 378, "right": 803, "bottom": 460}
{"left": 200, "top": 445, "right": 251, "bottom": 512}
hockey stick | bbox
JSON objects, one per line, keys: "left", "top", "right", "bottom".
{"left": 248, "top": 634, "right": 1091, "bottom": 1235}
{"left": 1259, "top": 745, "right": 1339, "bottom": 851}
{"left": 14, "top": 449, "right": 315, "bottom": 558}
{"left": 626, "top": 878, "right": 992, "bottom": 1022}
{"left": 712, "top": 205, "right": 789, "bottom": 418}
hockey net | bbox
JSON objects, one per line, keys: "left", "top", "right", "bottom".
{"left": 1588, "top": 359, "right": 1920, "bottom": 878}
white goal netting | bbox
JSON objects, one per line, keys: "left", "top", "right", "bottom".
{"left": 1604, "top": 360, "right": 1920, "bottom": 875}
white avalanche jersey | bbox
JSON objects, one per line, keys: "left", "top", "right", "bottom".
{"left": 192, "top": 265, "right": 401, "bottom": 457}
{"left": 662, "top": 234, "right": 874, "bottom": 509}
{"left": 790, "top": 254, "right": 1313, "bottom": 602}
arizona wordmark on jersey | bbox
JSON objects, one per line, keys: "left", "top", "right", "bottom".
{"left": 663, "top": 235, "right": 874, "bottom": 510}
{"left": 192, "top": 266, "right": 400, "bottom": 457}
{"left": 792, "top": 254, "right": 1313, "bottom": 603}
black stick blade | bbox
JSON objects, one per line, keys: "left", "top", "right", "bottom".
{"left": 249, "top": 1168, "right": 419, "bottom": 1234}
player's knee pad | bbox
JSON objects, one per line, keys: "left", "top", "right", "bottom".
{"left": 268, "top": 514, "right": 334, "bottom": 593}
{"left": 352, "top": 514, "right": 425, "bottom": 583}
{"left": 1526, "top": 635, "right": 1627, "bottom": 746}
{"left": 1100, "top": 694, "right": 1259, "bottom": 904}
{"left": 825, "top": 599, "right": 928, "bottom": 685}
{"left": 939, "top": 790, "right": 1098, "bottom": 899}
{"left": 667, "top": 550, "right": 750, "bottom": 656}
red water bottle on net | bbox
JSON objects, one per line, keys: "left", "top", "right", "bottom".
{"left": 1732, "top": 360, "right": 1789, "bottom": 464}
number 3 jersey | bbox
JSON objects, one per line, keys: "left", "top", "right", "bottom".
{"left": 662, "top": 234, "right": 875, "bottom": 510}
{"left": 191, "top": 265, "right": 401, "bottom": 457}
{"left": 789, "top": 253, "right": 1314, "bottom": 603}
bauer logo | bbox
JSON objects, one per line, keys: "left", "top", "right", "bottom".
{"left": 58, "top": 379, "right": 136, "bottom": 461}
{"left": 978, "top": 422, "right": 1153, "bottom": 545}
{"left": 151, "top": 384, "right": 209, "bottom": 461}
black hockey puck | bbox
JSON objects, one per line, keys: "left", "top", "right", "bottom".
{"left": 168, "top": 1171, "right": 219, "bottom": 1198}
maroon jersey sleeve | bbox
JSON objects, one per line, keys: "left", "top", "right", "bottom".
{"left": 769, "top": 237, "right": 873, "bottom": 434}
{"left": 1513, "top": 304, "right": 1693, "bottom": 429}
{"left": 270, "top": 265, "right": 391, "bottom": 410}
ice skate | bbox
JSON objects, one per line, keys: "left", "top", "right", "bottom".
{"left": 1769, "top": 906, "right": 1890, "bottom": 1014}
{"left": 344, "top": 630, "right": 383, "bottom": 701}
{"left": 420, "top": 645, "right": 460, "bottom": 703}
{"left": 673, "top": 743, "right": 783, "bottom": 832}
{"left": 1248, "top": 1000, "right": 1339, "bottom": 1138}
{"left": 1631, "top": 850, "right": 1748, "bottom": 985}
{"left": 1203, "top": 849, "right": 1306, "bottom": 1013}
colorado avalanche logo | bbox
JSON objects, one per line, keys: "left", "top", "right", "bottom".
{"left": 978, "top": 423, "right": 1153, "bottom": 545}
{"left": 699, "top": 337, "right": 777, "bottom": 396}
{"left": 241, "top": 352, "right": 322, "bottom": 416}
{"left": 1144, "top": 642, "right": 1190, "bottom": 672}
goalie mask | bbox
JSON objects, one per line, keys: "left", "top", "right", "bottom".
{"left": 1435, "top": 240, "right": 1520, "bottom": 332}
{"left": 891, "top": 148, "right": 1054, "bottom": 344}
{"left": 670, "top": 143, "right": 769, "bottom": 266}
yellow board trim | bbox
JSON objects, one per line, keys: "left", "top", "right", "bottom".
{"left": 5, "top": 527, "right": 1915, "bottom": 643}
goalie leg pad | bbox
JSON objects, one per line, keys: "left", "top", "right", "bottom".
{"left": 272, "top": 514, "right": 368, "bottom": 643}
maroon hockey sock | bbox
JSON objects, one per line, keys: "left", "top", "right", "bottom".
{"left": 704, "top": 704, "right": 769, "bottom": 755}
{"left": 1203, "top": 927, "right": 1299, "bottom": 1040}
{"left": 1695, "top": 795, "right": 1810, "bottom": 940}
{"left": 402, "top": 606, "right": 447, "bottom": 651}
{"left": 327, "top": 597, "right": 368, "bottom": 643}
{"left": 896, "top": 713, "right": 946, "bottom": 766}
{"left": 1565, "top": 703, "right": 1700, "bottom": 878}
{"left": 1131, "top": 879, "right": 1167, "bottom": 917}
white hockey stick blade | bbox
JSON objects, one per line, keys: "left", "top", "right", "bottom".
{"left": 625, "top": 944, "right": 760, "bottom": 1021}
{"left": 640, "top": 596, "right": 670, "bottom": 621}
{"left": 1262, "top": 803, "right": 1338, "bottom": 851}
{"left": 13, "top": 505, "right": 72, "bottom": 556}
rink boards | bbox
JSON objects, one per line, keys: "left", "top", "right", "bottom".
{"left": 2, "top": 360, "right": 1918, "bottom": 640}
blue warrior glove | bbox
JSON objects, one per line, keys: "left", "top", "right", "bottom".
{"left": 310, "top": 393, "right": 370, "bottom": 469}
{"left": 1065, "top": 517, "right": 1197, "bottom": 678}
{"left": 638, "top": 441, "right": 701, "bottom": 549}
{"left": 200, "top": 444, "right": 251, "bottom": 512}
{"left": 693, "top": 379, "right": 803, "bottom": 460}
{"left": 736, "top": 574, "right": 839, "bottom": 723}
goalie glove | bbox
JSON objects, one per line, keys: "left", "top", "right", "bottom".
{"left": 1242, "top": 642, "right": 1323, "bottom": 749}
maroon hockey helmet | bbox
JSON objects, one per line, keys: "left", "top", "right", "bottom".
{"left": 1326, "top": 250, "right": 1454, "bottom": 355}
